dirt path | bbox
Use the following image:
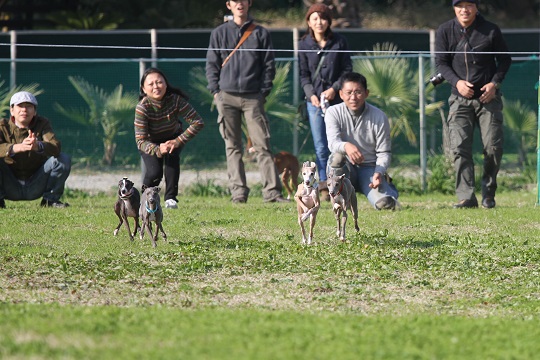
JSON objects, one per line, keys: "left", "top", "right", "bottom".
{"left": 65, "top": 169, "right": 261, "bottom": 195}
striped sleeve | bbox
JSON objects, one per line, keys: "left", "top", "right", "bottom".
{"left": 134, "top": 100, "right": 160, "bottom": 156}
{"left": 175, "top": 97, "right": 205, "bottom": 146}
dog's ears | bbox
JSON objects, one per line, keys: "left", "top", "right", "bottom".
{"left": 156, "top": 187, "right": 161, "bottom": 193}
{"left": 302, "top": 161, "right": 317, "bottom": 169}
{"left": 141, "top": 184, "right": 147, "bottom": 192}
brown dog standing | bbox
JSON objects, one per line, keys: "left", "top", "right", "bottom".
{"left": 274, "top": 151, "right": 300, "bottom": 200}
{"left": 327, "top": 174, "right": 359, "bottom": 242}
{"left": 294, "top": 161, "right": 320, "bottom": 245}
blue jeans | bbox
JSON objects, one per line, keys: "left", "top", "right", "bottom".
{"left": 327, "top": 152, "right": 398, "bottom": 209}
{"left": 0, "top": 153, "right": 71, "bottom": 202}
{"left": 307, "top": 101, "right": 330, "bottom": 181}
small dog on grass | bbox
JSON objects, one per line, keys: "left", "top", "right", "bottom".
{"left": 113, "top": 177, "right": 140, "bottom": 241}
{"left": 327, "top": 174, "right": 359, "bottom": 242}
{"left": 139, "top": 185, "right": 167, "bottom": 248}
{"left": 294, "top": 161, "right": 320, "bottom": 245}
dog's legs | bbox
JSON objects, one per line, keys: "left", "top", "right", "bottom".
{"left": 307, "top": 212, "right": 318, "bottom": 245}
{"left": 113, "top": 215, "right": 124, "bottom": 237}
{"left": 158, "top": 222, "right": 167, "bottom": 243}
{"left": 132, "top": 217, "right": 140, "bottom": 239}
{"left": 333, "top": 204, "right": 343, "bottom": 239}
{"left": 350, "top": 193, "right": 360, "bottom": 232}
{"left": 282, "top": 170, "right": 293, "bottom": 200}
{"left": 122, "top": 215, "right": 134, "bottom": 241}
{"left": 340, "top": 208, "right": 348, "bottom": 242}
{"left": 139, "top": 220, "right": 147, "bottom": 240}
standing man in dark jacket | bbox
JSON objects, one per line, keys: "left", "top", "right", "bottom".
{"left": 436, "top": 0, "right": 511, "bottom": 209}
{"left": 0, "top": 91, "right": 71, "bottom": 208}
{"left": 206, "top": 0, "right": 287, "bottom": 204}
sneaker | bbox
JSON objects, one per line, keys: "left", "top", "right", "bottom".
{"left": 482, "top": 197, "right": 496, "bottom": 209}
{"left": 453, "top": 198, "right": 478, "bottom": 209}
{"left": 0, "top": 199, "right": 5, "bottom": 209}
{"left": 375, "top": 196, "right": 396, "bottom": 210}
{"left": 232, "top": 197, "right": 247, "bottom": 204}
{"left": 41, "top": 199, "right": 69, "bottom": 208}
{"left": 165, "top": 199, "right": 178, "bottom": 209}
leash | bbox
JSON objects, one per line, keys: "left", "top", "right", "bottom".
{"left": 145, "top": 201, "right": 160, "bottom": 214}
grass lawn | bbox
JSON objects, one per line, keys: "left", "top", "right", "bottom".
{"left": 1, "top": 190, "right": 539, "bottom": 359}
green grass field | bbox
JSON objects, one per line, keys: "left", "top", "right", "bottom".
{"left": 1, "top": 191, "right": 540, "bottom": 359}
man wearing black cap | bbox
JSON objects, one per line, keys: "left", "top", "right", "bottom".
{"left": 0, "top": 91, "right": 71, "bottom": 208}
{"left": 435, "top": 0, "right": 512, "bottom": 209}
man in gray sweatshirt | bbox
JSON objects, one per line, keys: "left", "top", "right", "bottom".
{"left": 325, "top": 72, "right": 398, "bottom": 210}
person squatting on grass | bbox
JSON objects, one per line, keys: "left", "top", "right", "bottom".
{"left": 299, "top": 3, "right": 352, "bottom": 202}
{"left": 435, "top": 0, "right": 512, "bottom": 209}
{"left": 325, "top": 72, "right": 399, "bottom": 211}
{"left": 205, "top": 0, "right": 288, "bottom": 204}
{"left": 0, "top": 91, "right": 71, "bottom": 209}
{"left": 135, "top": 67, "right": 205, "bottom": 210}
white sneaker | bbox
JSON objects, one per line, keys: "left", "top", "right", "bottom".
{"left": 165, "top": 199, "right": 178, "bottom": 209}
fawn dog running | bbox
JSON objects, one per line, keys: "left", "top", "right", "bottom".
{"left": 294, "top": 161, "right": 320, "bottom": 245}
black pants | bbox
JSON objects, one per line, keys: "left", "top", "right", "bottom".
{"left": 140, "top": 148, "right": 181, "bottom": 202}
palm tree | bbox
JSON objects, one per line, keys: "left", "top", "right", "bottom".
{"left": 54, "top": 76, "right": 138, "bottom": 166}
{"left": 502, "top": 97, "right": 537, "bottom": 168}
{"left": 353, "top": 42, "right": 444, "bottom": 147}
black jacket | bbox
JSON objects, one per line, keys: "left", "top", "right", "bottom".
{"left": 206, "top": 18, "right": 275, "bottom": 96}
{"left": 298, "top": 32, "right": 352, "bottom": 104}
{"left": 435, "top": 14, "right": 512, "bottom": 99}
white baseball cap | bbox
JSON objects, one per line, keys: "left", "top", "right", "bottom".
{"left": 10, "top": 91, "right": 38, "bottom": 107}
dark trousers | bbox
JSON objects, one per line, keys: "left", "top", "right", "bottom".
{"left": 140, "top": 149, "right": 181, "bottom": 202}
{"left": 447, "top": 93, "right": 504, "bottom": 201}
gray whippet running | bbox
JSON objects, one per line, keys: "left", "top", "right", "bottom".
{"left": 139, "top": 185, "right": 167, "bottom": 248}
{"left": 327, "top": 174, "right": 359, "bottom": 241}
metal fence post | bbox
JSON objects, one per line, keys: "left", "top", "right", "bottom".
{"left": 537, "top": 75, "right": 540, "bottom": 205}
{"left": 419, "top": 54, "right": 427, "bottom": 193}
{"left": 10, "top": 30, "right": 16, "bottom": 90}
{"left": 292, "top": 27, "right": 299, "bottom": 156}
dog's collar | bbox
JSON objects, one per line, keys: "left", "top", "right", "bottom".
{"left": 330, "top": 182, "right": 344, "bottom": 198}
{"left": 119, "top": 188, "right": 134, "bottom": 200}
{"left": 145, "top": 201, "right": 160, "bottom": 214}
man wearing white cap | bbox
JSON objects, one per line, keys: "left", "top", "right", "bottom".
{"left": 0, "top": 91, "right": 71, "bottom": 208}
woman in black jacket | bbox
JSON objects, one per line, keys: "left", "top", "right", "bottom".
{"left": 298, "top": 3, "right": 352, "bottom": 201}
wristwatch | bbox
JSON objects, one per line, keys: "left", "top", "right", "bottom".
{"left": 491, "top": 81, "right": 500, "bottom": 89}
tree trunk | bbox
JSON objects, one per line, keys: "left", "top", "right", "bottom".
{"left": 102, "top": 141, "right": 117, "bottom": 166}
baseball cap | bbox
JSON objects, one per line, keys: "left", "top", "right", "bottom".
{"left": 453, "top": 0, "right": 478, "bottom": 6}
{"left": 10, "top": 91, "right": 38, "bottom": 107}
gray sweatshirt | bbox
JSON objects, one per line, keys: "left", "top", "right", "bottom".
{"left": 325, "top": 102, "right": 392, "bottom": 175}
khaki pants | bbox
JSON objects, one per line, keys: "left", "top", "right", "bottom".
{"left": 447, "top": 93, "right": 504, "bottom": 201}
{"left": 215, "top": 91, "right": 282, "bottom": 201}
